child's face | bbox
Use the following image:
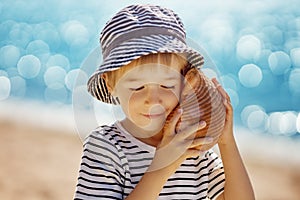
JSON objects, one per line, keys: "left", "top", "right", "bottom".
{"left": 112, "top": 62, "right": 183, "bottom": 134}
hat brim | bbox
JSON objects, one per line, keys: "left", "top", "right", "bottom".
{"left": 87, "top": 34, "right": 204, "bottom": 104}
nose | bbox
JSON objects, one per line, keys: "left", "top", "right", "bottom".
{"left": 144, "top": 84, "right": 162, "bottom": 105}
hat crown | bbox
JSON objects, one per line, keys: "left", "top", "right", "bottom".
{"left": 100, "top": 4, "right": 186, "bottom": 59}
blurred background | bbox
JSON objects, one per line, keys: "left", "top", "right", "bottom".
{"left": 0, "top": 0, "right": 300, "bottom": 199}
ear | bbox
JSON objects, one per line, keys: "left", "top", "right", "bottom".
{"left": 101, "top": 73, "right": 116, "bottom": 95}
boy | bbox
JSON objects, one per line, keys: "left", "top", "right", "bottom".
{"left": 74, "top": 4, "right": 254, "bottom": 200}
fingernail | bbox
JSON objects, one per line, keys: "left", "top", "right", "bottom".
{"left": 199, "top": 120, "right": 206, "bottom": 127}
{"left": 178, "top": 109, "right": 183, "bottom": 114}
{"left": 212, "top": 78, "right": 218, "bottom": 83}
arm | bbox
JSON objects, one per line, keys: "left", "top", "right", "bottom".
{"left": 213, "top": 79, "right": 255, "bottom": 200}
{"left": 217, "top": 134, "right": 255, "bottom": 200}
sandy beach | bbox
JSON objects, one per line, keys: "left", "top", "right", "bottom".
{"left": 0, "top": 101, "right": 300, "bottom": 200}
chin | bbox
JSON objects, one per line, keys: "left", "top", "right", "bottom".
{"left": 139, "top": 121, "right": 165, "bottom": 134}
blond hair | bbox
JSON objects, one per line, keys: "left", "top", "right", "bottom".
{"left": 103, "top": 53, "right": 188, "bottom": 89}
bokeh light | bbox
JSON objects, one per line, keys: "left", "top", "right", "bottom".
{"left": 220, "top": 74, "right": 238, "bottom": 91}
{"left": 44, "top": 66, "right": 66, "bottom": 89}
{"left": 65, "top": 69, "right": 88, "bottom": 91}
{"left": 247, "top": 109, "right": 268, "bottom": 132}
{"left": 0, "top": 76, "right": 11, "bottom": 100}
{"left": 280, "top": 112, "right": 298, "bottom": 135}
{"left": 238, "top": 64, "right": 262, "bottom": 88}
{"left": 241, "top": 105, "right": 268, "bottom": 132}
{"left": 60, "top": 20, "right": 90, "bottom": 48}
{"left": 0, "top": 45, "right": 21, "bottom": 68}
{"left": 46, "top": 54, "right": 70, "bottom": 70}
{"left": 261, "top": 25, "right": 284, "bottom": 47}
{"left": 33, "top": 22, "right": 61, "bottom": 51}
{"left": 236, "top": 35, "right": 261, "bottom": 61}
{"left": 9, "top": 75, "right": 26, "bottom": 97}
{"left": 17, "top": 55, "right": 41, "bottom": 79}
{"left": 199, "top": 14, "right": 235, "bottom": 57}
{"left": 26, "top": 40, "right": 50, "bottom": 62}
{"left": 268, "top": 111, "right": 298, "bottom": 136}
{"left": 290, "top": 48, "right": 300, "bottom": 68}
{"left": 9, "top": 22, "right": 32, "bottom": 48}
{"left": 267, "top": 112, "right": 283, "bottom": 135}
{"left": 297, "top": 113, "right": 300, "bottom": 133}
{"left": 268, "top": 51, "right": 291, "bottom": 75}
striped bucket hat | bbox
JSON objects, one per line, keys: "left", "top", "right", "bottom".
{"left": 87, "top": 4, "right": 205, "bottom": 104}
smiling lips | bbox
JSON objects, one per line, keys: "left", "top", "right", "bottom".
{"left": 142, "top": 113, "right": 165, "bottom": 119}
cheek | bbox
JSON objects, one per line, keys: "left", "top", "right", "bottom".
{"left": 163, "top": 90, "right": 180, "bottom": 112}
{"left": 165, "top": 89, "right": 179, "bottom": 100}
{"left": 119, "top": 92, "right": 141, "bottom": 116}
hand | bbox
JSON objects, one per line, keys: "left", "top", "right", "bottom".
{"left": 148, "top": 108, "right": 213, "bottom": 174}
{"left": 212, "top": 78, "right": 234, "bottom": 145}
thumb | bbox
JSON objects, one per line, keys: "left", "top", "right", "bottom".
{"left": 164, "top": 108, "right": 183, "bottom": 137}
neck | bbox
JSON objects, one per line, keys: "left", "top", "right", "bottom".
{"left": 120, "top": 119, "right": 163, "bottom": 147}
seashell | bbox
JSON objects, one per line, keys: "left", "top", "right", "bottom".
{"left": 168, "top": 67, "right": 226, "bottom": 149}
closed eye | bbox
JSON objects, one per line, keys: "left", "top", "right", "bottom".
{"left": 130, "top": 86, "right": 145, "bottom": 91}
{"left": 160, "top": 85, "right": 175, "bottom": 89}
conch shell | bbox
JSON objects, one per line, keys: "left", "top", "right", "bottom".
{"left": 169, "top": 67, "right": 226, "bottom": 149}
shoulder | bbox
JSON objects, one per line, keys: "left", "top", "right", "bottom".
{"left": 83, "top": 124, "right": 127, "bottom": 162}
{"left": 85, "top": 123, "right": 125, "bottom": 146}
{"left": 204, "top": 150, "right": 224, "bottom": 174}
{"left": 203, "top": 149, "right": 223, "bottom": 167}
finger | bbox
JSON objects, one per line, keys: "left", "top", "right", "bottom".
{"left": 212, "top": 78, "right": 222, "bottom": 90}
{"left": 224, "top": 100, "right": 233, "bottom": 121}
{"left": 184, "top": 149, "right": 205, "bottom": 159}
{"left": 193, "top": 143, "right": 215, "bottom": 152}
{"left": 177, "top": 120, "right": 206, "bottom": 139}
{"left": 212, "top": 78, "right": 219, "bottom": 86}
{"left": 224, "top": 98, "right": 233, "bottom": 111}
{"left": 213, "top": 79, "right": 226, "bottom": 98}
{"left": 198, "top": 120, "right": 207, "bottom": 130}
{"left": 164, "top": 108, "right": 182, "bottom": 136}
{"left": 189, "top": 137, "right": 214, "bottom": 148}
{"left": 212, "top": 78, "right": 231, "bottom": 103}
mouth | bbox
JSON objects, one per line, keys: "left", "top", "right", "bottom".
{"left": 142, "top": 113, "right": 165, "bottom": 119}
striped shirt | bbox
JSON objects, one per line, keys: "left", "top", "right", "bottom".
{"left": 74, "top": 121, "right": 225, "bottom": 200}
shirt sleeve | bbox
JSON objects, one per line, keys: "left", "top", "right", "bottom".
{"left": 206, "top": 150, "right": 225, "bottom": 200}
{"left": 74, "top": 130, "right": 125, "bottom": 200}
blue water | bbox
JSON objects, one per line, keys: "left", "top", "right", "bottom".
{"left": 0, "top": 0, "right": 300, "bottom": 136}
